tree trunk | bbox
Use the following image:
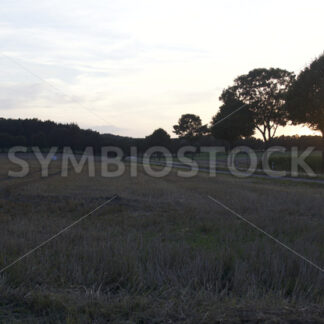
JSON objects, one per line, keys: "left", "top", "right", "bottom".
{"left": 267, "top": 126, "right": 271, "bottom": 144}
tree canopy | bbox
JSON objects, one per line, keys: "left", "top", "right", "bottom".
{"left": 221, "top": 68, "right": 295, "bottom": 142}
{"left": 173, "top": 114, "right": 208, "bottom": 142}
{"left": 145, "top": 128, "right": 171, "bottom": 147}
{"left": 210, "top": 94, "right": 254, "bottom": 144}
{"left": 285, "top": 53, "right": 324, "bottom": 136}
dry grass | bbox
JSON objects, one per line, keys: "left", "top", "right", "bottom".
{"left": 0, "top": 159, "right": 324, "bottom": 323}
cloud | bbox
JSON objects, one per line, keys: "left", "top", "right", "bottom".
{"left": 0, "top": 0, "right": 323, "bottom": 137}
{"left": 0, "top": 82, "right": 45, "bottom": 110}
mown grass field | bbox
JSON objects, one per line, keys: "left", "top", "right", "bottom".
{"left": 0, "top": 156, "right": 324, "bottom": 323}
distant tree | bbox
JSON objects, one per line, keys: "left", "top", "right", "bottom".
{"left": 145, "top": 128, "right": 171, "bottom": 148}
{"left": 145, "top": 128, "right": 171, "bottom": 159}
{"left": 222, "top": 68, "right": 295, "bottom": 143}
{"left": 210, "top": 95, "right": 254, "bottom": 149}
{"left": 173, "top": 114, "right": 208, "bottom": 144}
{"left": 285, "top": 53, "right": 324, "bottom": 170}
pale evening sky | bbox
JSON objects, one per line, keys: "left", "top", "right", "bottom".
{"left": 0, "top": 0, "right": 323, "bottom": 137}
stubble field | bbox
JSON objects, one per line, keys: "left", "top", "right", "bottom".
{"left": 0, "top": 157, "right": 324, "bottom": 323}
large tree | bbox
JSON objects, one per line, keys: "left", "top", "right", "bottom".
{"left": 210, "top": 94, "right": 254, "bottom": 147}
{"left": 173, "top": 114, "right": 208, "bottom": 143}
{"left": 221, "top": 68, "right": 295, "bottom": 143}
{"left": 145, "top": 128, "right": 171, "bottom": 147}
{"left": 285, "top": 53, "right": 324, "bottom": 170}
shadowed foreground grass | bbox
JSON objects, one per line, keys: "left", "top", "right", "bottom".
{"left": 0, "top": 160, "right": 324, "bottom": 323}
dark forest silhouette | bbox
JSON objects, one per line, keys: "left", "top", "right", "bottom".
{"left": 1, "top": 53, "right": 323, "bottom": 164}
{"left": 0, "top": 117, "right": 323, "bottom": 154}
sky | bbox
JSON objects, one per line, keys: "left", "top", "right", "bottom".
{"left": 0, "top": 0, "right": 323, "bottom": 138}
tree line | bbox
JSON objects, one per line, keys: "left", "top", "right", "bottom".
{"left": 0, "top": 53, "right": 323, "bottom": 161}
{"left": 173, "top": 54, "right": 323, "bottom": 144}
{"left": 0, "top": 118, "right": 102, "bottom": 152}
{"left": 0, "top": 117, "right": 322, "bottom": 153}
{"left": 171, "top": 53, "right": 324, "bottom": 166}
